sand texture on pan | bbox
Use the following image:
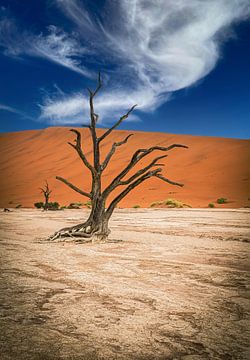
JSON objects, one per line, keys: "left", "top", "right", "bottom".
{"left": 0, "top": 208, "right": 249, "bottom": 359}
{"left": 0, "top": 127, "right": 249, "bottom": 208}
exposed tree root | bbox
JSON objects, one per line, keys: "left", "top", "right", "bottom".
{"left": 48, "top": 221, "right": 110, "bottom": 243}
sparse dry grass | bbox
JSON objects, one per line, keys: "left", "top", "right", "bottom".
{"left": 150, "top": 198, "right": 191, "bottom": 208}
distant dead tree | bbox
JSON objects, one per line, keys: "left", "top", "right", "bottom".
{"left": 40, "top": 181, "right": 52, "bottom": 211}
{"left": 50, "top": 74, "right": 188, "bottom": 242}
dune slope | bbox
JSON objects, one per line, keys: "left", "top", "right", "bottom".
{"left": 0, "top": 127, "right": 249, "bottom": 208}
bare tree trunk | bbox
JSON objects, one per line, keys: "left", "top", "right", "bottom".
{"left": 88, "top": 200, "right": 110, "bottom": 242}
{"left": 50, "top": 197, "right": 110, "bottom": 242}
{"left": 44, "top": 194, "right": 49, "bottom": 211}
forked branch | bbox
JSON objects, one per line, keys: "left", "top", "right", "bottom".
{"left": 106, "top": 165, "right": 184, "bottom": 215}
{"left": 39, "top": 180, "right": 52, "bottom": 197}
{"left": 87, "top": 73, "right": 102, "bottom": 168}
{"left": 104, "top": 144, "right": 188, "bottom": 196}
{"left": 98, "top": 105, "right": 137, "bottom": 143}
{"left": 118, "top": 154, "right": 168, "bottom": 185}
{"left": 88, "top": 72, "right": 102, "bottom": 127}
{"left": 87, "top": 71, "right": 102, "bottom": 98}
{"left": 68, "top": 129, "right": 94, "bottom": 173}
{"left": 101, "top": 133, "right": 134, "bottom": 171}
{"left": 56, "top": 176, "right": 92, "bottom": 199}
{"left": 106, "top": 168, "right": 162, "bottom": 215}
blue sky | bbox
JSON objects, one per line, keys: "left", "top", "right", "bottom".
{"left": 0, "top": 0, "right": 249, "bottom": 138}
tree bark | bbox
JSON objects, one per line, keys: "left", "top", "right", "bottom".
{"left": 50, "top": 197, "right": 110, "bottom": 242}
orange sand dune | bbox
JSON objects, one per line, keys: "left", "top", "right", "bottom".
{"left": 0, "top": 127, "right": 249, "bottom": 208}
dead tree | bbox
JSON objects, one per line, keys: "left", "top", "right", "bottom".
{"left": 40, "top": 181, "right": 52, "bottom": 210}
{"left": 50, "top": 74, "right": 188, "bottom": 242}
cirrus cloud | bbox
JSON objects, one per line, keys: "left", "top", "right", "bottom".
{"left": 41, "top": 0, "right": 250, "bottom": 125}
{"left": 0, "top": 17, "right": 92, "bottom": 77}
{"left": 1, "top": 1, "right": 249, "bottom": 126}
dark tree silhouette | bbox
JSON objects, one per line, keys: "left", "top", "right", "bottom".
{"left": 40, "top": 181, "right": 52, "bottom": 211}
{"left": 50, "top": 74, "right": 188, "bottom": 242}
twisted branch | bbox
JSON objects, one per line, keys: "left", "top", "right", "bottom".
{"left": 68, "top": 129, "right": 94, "bottom": 173}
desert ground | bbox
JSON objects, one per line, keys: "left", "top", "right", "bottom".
{"left": 0, "top": 127, "right": 249, "bottom": 208}
{"left": 0, "top": 208, "right": 249, "bottom": 360}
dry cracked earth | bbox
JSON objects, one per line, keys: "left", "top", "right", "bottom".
{"left": 0, "top": 208, "right": 249, "bottom": 360}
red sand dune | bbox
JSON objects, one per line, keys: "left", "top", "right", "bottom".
{"left": 0, "top": 127, "right": 249, "bottom": 208}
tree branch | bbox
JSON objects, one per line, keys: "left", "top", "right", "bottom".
{"left": 39, "top": 187, "right": 51, "bottom": 195}
{"left": 131, "top": 144, "right": 188, "bottom": 163}
{"left": 39, "top": 180, "right": 52, "bottom": 196}
{"left": 88, "top": 71, "right": 102, "bottom": 98}
{"left": 154, "top": 173, "right": 184, "bottom": 187}
{"left": 118, "top": 155, "right": 168, "bottom": 185}
{"left": 106, "top": 168, "right": 162, "bottom": 215}
{"left": 98, "top": 105, "right": 137, "bottom": 143}
{"left": 103, "top": 144, "right": 188, "bottom": 197}
{"left": 87, "top": 74, "right": 102, "bottom": 170}
{"left": 101, "top": 133, "right": 134, "bottom": 171}
{"left": 68, "top": 129, "right": 95, "bottom": 173}
{"left": 88, "top": 72, "right": 102, "bottom": 127}
{"left": 56, "top": 176, "right": 92, "bottom": 199}
{"left": 106, "top": 164, "right": 184, "bottom": 215}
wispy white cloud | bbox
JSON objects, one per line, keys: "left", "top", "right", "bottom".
{"left": 56, "top": 0, "right": 250, "bottom": 91}
{"left": 30, "top": 25, "right": 92, "bottom": 77}
{"left": 39, "top": 89, "right": 145, "bottom": 126}
{"left": 0, "top": 103, "right": 33, "bottom": 120}
{"left": 0, "top": 103, "right": 20, "bottom": 114}
{"left": 0, "top": 18, "right": 24, "bottom": 57}
{"left": 1, "top": 1, "right": 249, "bottom": 125}
{"left": 40, "top": 0, "right": 250, "bottom": 125}
{"left": 56, "top": 0, "right": 97, "bottom": 34}
{"left": 0, "top": 17, "right": 92, "bottom": 77}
